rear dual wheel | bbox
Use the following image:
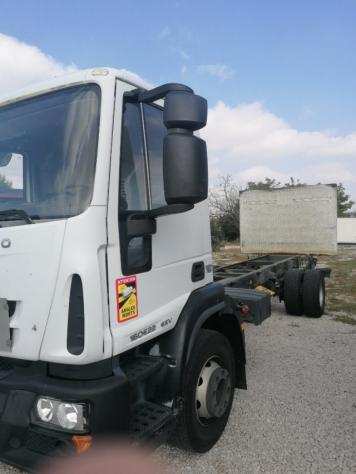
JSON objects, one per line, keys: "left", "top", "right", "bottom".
{"left": 302, "top": 269, "right": 325, "bottom": 317}
{"left": 284, "top": 269, "right": 304, "bottom": 315}
{"left": 284, "top": 269, "right": 325, "bottom": 318}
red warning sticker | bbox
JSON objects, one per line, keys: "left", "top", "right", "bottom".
{"left": 116, "top": 276, "right": 138, "bottom": 323}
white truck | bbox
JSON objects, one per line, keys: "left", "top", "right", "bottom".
{"left": 0, "top": 68, "right": 329, "bottom": 470}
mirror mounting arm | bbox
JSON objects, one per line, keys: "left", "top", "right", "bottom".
{"left": 124, "top": 83, "right": 194, "bottom": 104}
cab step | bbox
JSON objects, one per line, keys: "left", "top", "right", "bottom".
{"left": 121, "top": 355, "right": 166, "bottom": 384}
{"left": 129, "top": 401, "right": 175, "bottom": 444}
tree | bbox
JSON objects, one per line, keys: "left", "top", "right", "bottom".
{"left": 209, "top": 175, "right": 240, "bottom": 245}
{"left": 0, "top": 174, "right": 13, "bottom": 190}
{"left": 246, "top": 177, "right": 281, "bottom": 190}
{"left": 283, "top": 177, "right": 305, "bottom": 188}
{"left": 210, "top": 214, "right": 224, "bottom": 250}
{"left": 246, "top": 176, "right": 305, "bottom": 191}
{"left": 337, "top": 183, "right": 354, "bottom": 217}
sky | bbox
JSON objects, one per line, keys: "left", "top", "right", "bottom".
{"left": 0, "top": 0, "right": 355, "bottom": 203}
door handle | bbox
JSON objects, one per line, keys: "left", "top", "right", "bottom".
{"left": 191, "top": 261, "right": 205, "bottom": 282}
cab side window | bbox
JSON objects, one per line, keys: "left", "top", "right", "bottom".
{"left": 119, "top": 100, "right": 167, "bottom": 275}
{"left": 119, "top": 102, "right": 151, "bottom": 275}
{"left": 143, "top": 104, "right": 166, "bottom": 209}
{"left": 119, "top": 103, "right": 148, "bottom": 212}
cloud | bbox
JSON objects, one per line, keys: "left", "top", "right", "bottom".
{"left": 236, "top": 166, "right": 290, "bottom": 184}
{"left": 179, "top": 49, "right": 190, "bottom": 60}
{"left": 202, "top": 101, "right": 356, "bottom": 162}
{"left": 170, "top": 46, "right": 190, "bottom": 60}
{"left": 302, "top": 162, "right": 356, "bottom": 184}
{"left": 197, "top": 64, "right": 235, "bottom": 81}
{"left": 202, "top": 101, "right": 356, "bottom": 200}
{"left": 157, "top": 26, "right": 190, "bottom": 60}
{"left": 158, "top": 26, "right": 171, "bottom": 40}
{"left": 0, "top": 33, "right": 152, "bottom": 96}
{"left": 0, "top": 33, "right": 76, "bottom": 95}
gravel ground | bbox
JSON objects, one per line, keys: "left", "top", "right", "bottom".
{"left": 1, "top": 303, "right": 354, "bottom": 473}
{"left": 157, "top": 302, "right": 355, "bottom": 473}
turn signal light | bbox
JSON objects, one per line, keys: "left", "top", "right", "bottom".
{"left": 72, "top": 435, "right": 92, "bottom": 454}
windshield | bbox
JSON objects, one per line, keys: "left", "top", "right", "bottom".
{"left": 0, "top": 84, "right": 100, "bottom": 221}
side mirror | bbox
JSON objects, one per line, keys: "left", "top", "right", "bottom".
{"left": 164, "top": 133, "right": 208, "bottom": 205}
{"left": 125, "top": 83, "right": 209, "bottom": 209}
{"left": 163, "top": 91, "right": 208, "bottom": 206}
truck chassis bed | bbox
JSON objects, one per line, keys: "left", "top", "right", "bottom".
{"left": 213, "top": 254, "right": 330, "bottom": 325}
{"left": 214, "top": 254, "right": 314, "bottom": 289}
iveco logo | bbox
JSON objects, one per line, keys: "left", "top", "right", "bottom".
{"left": 1, "top": 239, "right": 11, "bottom": 249}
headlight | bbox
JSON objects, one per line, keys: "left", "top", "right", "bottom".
{"left": 33, "top": 397, "right": 89, "bottom": 433}
{"left": 57, "top": 403, "right": 81, "bottom": 430}
{"left": 37, "top": 398, "right": 54, "bottom": 422}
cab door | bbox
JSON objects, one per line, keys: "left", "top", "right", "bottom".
{"left": 107, "top": 81, "right": 213, "bottom": 356}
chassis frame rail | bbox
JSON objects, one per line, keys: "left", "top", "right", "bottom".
{"left": 214, "top": 254, "right": 315, "bottom": 291}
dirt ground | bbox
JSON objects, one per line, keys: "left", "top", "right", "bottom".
{"left": 318, "top": 246, "right": 356, "bottom": 322}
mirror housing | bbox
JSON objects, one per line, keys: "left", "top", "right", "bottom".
{"left": 164, "top": 91, "right": 207, "bottom": 131}
{"left": 164, "top": 133, "right": 208, "bottom": 205}
{"left": 162, "top": 90, "right": 208, "bottom": 206}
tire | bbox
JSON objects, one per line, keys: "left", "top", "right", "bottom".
{"left": 172, "top": 329, "right": 235, "bottom": 453}
{"left": 283, "top": 269, "right": 304, "bottom": 315}
{"left": 302, "top": 269, "right": 325, "bottom": 318}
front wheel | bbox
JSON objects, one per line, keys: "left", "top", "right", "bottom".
{"left": 172, "top": 329, "right": 235, "bottom": 453}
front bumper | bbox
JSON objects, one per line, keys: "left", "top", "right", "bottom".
{"left": 0, "top": 361, "right": 130, "bottom": 471}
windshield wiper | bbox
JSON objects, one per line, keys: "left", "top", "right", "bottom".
{"left": 0, "top": 209, "right": 33, "bottom": 224}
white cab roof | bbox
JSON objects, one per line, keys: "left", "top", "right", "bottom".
{"left": 0, "top": 67, "right": 152, "bottom": 107}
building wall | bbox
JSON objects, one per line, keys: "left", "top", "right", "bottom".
{"left": 337, "top": 218, "right": 356, "bottom": 244}
{"left": 240, "top": 185, "right": 337, "bottom": 255}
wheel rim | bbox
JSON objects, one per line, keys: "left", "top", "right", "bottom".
{"left": 319, "top": 284, "right": 325, "bottom": 307}
{"left": 195, "top": 357, "right": 232, "bottom": 425}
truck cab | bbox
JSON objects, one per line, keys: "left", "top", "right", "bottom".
{"left": 0, "top": 68, "right": 245, "bottom": 469}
